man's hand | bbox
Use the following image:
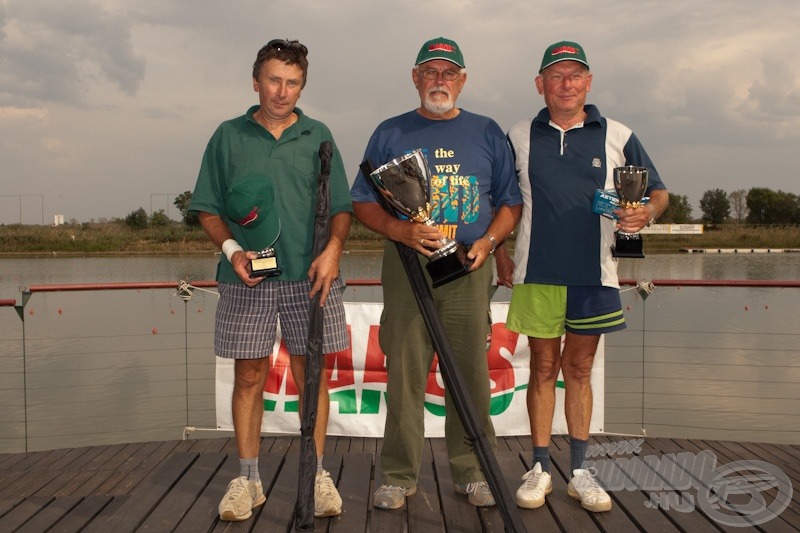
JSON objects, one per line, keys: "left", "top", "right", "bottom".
{"left": 466, "top": 236, "right": 494, "bottom": 271}
{"left": 308, "top": 248, "right": 339, "bottom": 307}
{"left": 352, "top": 202, "right": 445, "bottom": 257}
{"left": 494, "top": 242, "right": 514, "bottom": 288}
{"left": 231, "top": 250, "right": 266, "bottom": 287}
{"left": 399, "top": 222, "right": 446, "bottom": 257}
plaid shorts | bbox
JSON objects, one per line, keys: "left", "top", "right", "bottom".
{"left": 214, "top": 277, "right": 349, "bottom": 358}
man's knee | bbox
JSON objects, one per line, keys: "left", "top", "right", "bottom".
{"left": 562, "top": 354, "right": 594, "bottom": 382}
{"left": 234, "top": 359, "right": 269, "bottom": 390}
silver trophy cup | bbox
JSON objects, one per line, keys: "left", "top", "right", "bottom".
{"left": 369, "top": 149, "right": 471, "bottom": 287}
{"left": 612, "top": 165, "right": 648, "bottom": 259}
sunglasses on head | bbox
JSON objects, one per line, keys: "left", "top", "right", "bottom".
{"left": 266, "top": 39, "right": 308, "bottom": 56}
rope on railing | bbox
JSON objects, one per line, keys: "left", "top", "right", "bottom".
{"left": 177, "top": 280, "right": 219, "bottom": 302}
{"left": 620, "top": 279, "right": 655, "bottom": 300}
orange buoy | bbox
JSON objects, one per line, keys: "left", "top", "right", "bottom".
{"left": 152, "top": 328, "right": 158, "bottom": 335}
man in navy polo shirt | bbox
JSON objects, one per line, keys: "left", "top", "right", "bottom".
{"left": 504, "top": 41, "right": 669, "bottom": 512}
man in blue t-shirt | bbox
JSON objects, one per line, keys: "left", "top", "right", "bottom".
{"left": 350, "top": 37, "right": 522, "bottom": 510}
{"left": 504, "top": 41, "right": 669, "bottom": 513}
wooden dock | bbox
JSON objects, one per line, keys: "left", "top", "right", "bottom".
{"left": 0, "top": 435, "right": 797, "bottom": 532}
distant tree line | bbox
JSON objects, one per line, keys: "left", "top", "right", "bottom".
{"left": 124, "top": 191, "right": 200, "bottom": 228}
{"left": 121, "top": 188, "right": 800, "bottom": 229}
{"left": 658, "top": 187, "right": 799, "bottom": 225}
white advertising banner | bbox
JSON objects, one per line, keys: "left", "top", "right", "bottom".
{"left": 641, "top": 224, "right": 704, "bottom": 235}
{"left": 215, "top": 302, "right": 604, "bottom": 437}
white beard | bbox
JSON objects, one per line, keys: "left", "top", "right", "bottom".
{"left": 423, "top": 89, "right": 454, "bottom": 114}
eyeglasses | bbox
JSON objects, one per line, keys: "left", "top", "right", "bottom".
{"left": 543, "top": 72, "right": 589, "bottom": 84}
{"left": 266, "top": 39, "right": 308, "bottom": 57}
{"left": 418, "top": 68, "right": 461, "bottom": 81}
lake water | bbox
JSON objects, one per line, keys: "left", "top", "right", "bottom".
{"left": 1, "top": 252, "right": 798, "bottom": 299}
{"left": 1, "top": 252, "right": 799, "bottom": 452}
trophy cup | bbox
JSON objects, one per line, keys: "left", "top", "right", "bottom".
{"left": 369, "top": 149, "right": 472, "bottom": 287}
{"left": 611, "top": 165, "right": 648, "bottom": 259}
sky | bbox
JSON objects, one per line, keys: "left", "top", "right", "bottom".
{"left": 1, "top": 0, "right": 799, "bottom": 224}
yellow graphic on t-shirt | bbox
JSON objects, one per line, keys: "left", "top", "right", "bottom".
{"left": 429, "top": 174, "right": 479, "bottom": 227}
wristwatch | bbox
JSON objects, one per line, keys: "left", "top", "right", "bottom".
{"left": 483, "top": 234, "right": 497, "bottom": 254}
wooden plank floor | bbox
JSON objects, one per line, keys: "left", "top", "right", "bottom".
{"left": 0, "top": 435, "right": 798, "bottom": 532}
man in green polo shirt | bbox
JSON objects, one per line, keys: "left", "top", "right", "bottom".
{"left": 189, "top": 39, "right": 352, "bottom": 522}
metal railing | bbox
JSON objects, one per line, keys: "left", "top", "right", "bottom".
{"left": 2, "top": 279, "right": 798, "bottom": 453}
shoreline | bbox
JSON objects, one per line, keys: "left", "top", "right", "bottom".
{"left": 2, "top": 223, "right": 800, "bottom": 256}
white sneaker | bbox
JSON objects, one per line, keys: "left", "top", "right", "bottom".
{"left": 516, "top": 462, "right": 552, "bottom": 509}
{"left": 314, "top": 470, "right": 342, "bottom": 517}
{"left": 567, "top": 468, "right": 612, "bottom": 512}
{"left": 219, "top": 476, "right": 266, "bottom": 521}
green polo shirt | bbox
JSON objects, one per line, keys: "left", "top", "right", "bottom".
{"left": 189, "top": 106, "right": 352, "bottom": 283}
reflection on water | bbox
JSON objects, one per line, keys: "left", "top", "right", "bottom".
{"left": 0, "top": 252, "right": 799, "bottom": 299}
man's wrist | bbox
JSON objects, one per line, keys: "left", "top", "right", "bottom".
{"left": 483, "top": 233, "right": 497, "bottom": 254}
{"left": 646, "top": 203, "right": 656, "bottom": 227}
{"left": 221, "top": 239, "right": 244, "bottom": 263}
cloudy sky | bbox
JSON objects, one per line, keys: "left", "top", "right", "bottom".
{"left": 1, "top": 0, "right": 798, "bottom": 224}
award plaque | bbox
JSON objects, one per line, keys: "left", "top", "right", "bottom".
{"left": 369, "top": 149, "right": 472, "bottom": 287}
{"left": 249, "top": 247, "right": 281, "bottom": 278}
{"left": 611, "top": 165, "right": 648, "bottom": 259}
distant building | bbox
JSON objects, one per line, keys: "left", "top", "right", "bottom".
{"left": 54, "top": 214, "right": 65, "bottom": 226}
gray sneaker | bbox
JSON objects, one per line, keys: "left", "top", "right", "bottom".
{"left": 219, "top": 476, "right": 266, "bottom": 521}
{"left": 373, "top": 484, "right": 417, "bottom": 509}
{"left": 455, "top": 481, "right": 496, "bottom": 507}
{"left": 314, "top": 470, "right": 342, "bottom": 517}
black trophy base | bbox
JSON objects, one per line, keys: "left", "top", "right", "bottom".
{"left": 426, "top": 247, "right": 472, "bottom": 288}
{"left": 611, "top": 234, "right": 645, "bottom": 259}
{"left": 249, "top": 251, "right": 282, "bottom": 278}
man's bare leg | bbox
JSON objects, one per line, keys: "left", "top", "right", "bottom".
{"left": 290, "top": 355, "right": 330, "bottom": 458}
{"left": 561, "top": 332, "right": 600, "bottom": 441}
{"left": 232, "top": 358, "right": 271, "bottom": 459}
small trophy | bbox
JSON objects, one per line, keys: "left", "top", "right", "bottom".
{"left": 611, "top": 165, "right": 648, "bottom": 259}
{"left": 249, "top": 247, "right": 281, "bottom": 278}
{"left": 224, "top": 175, "right": 283, "bottom": 279}
{"left": 369, "top": 149, "right": 471, "bottom": 287}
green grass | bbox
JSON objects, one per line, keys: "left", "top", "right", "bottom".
{"left": 0, "top": 222, "right": 214, "bottom": 254}
{"left": 2, "top": 221, "right": 799, "bottom": 255}
{"left": 643, "top": 224, "right": 800, "bottom": 253}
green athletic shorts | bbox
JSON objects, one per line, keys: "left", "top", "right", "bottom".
{"left": 506, "top": 283, "right": 625, "bottom": 338}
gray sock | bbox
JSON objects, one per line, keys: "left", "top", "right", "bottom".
{"left": 317, "top": 455, "right": 324, "bottom": 474}
{"left": 239, "top": 457, "right": 259, "bottom": 481}
{"left": 570, "top": 437, "right": 589, "bottom": 473}
{"left": 533, "top": 446, "right": 551, "bottom": 473}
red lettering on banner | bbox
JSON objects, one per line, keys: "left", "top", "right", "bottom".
{"left": 487, "top": 323, "right": 518, "bottom": 394}
{"left": 426, "top": 355, "right": 445, "bottom": 397}
{"left": 363, "top": 324, "right": 389, "bottom": 384}
{"left": 264, "top": 340, "right": 298, "bottom": 396}
{"left": 327, "top": 325, "right": 354, "bottom": 389}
